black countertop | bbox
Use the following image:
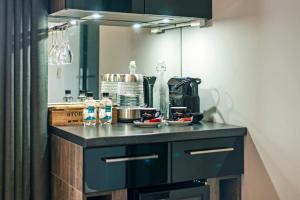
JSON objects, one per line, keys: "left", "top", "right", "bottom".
{"left": 49, "top": 122, "right": 247, "bottom": 148}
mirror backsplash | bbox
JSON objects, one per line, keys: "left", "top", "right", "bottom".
{"left": 48, "top": 23, "right": 182, "bottom": 103}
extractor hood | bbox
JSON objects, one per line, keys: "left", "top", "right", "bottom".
{"left": 49, "top": 0, "right": 211, "bottom": 30}
{"left": 49, "top": 10, "right": 206, "bottom": 29}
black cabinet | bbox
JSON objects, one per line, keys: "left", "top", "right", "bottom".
{"left": 84, "top": 143, "right": 169, "bottom": 193}
{"left": 84, "top": 137, "right": 244, "bottom": 193}
{"left": 172, "top": 137, "right": 244, "bottom": 183}
{"left": 145, "top": 0, "right": 212, "bottom": 18}
{"left": 50, "top": 0, "right": 212, "bottom": 19}
{"left": 64, "top": 0, "right": 145, "bottom": 13}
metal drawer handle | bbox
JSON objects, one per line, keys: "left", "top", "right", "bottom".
{"left": 103, "top": 154, "right": 159, "bottom": 163}
{"left": 187, "top": 148, "right": 234, "bottom": 155}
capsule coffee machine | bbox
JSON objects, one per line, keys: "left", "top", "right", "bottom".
{"left": 168, "top": 77, "right": 203, "bottom": 123}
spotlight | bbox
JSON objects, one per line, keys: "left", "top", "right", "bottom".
{"left": 162, "top": 19, "right": 171, "bottom": 23}
{"left": 92, "top": 13, "right": 102, "bottom": 19}
{"left": 70, "top": 20, "right": 77, "bottom": 25}
{"left": 133, "top": 24, "right": 142, "bottom": 29}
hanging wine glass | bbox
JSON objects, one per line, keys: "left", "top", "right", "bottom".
{"left": 57, "top": 27, "right": 73, "bottom": 65}
{"left": 53, "top": 30, "right": 61, "bottom": 65}
{"left": 65, "top": 27, "right": 73, "bottom": 64}
{"left": 48, "top": 30, "right": 59, "bottom": 65}
{"left": 58, "top": 28, "right": 67, "bottom": 64}
{"left": 48, "top": 24, "right": 74, "bottom": 65}
{"left": 48, "top": 31, "right": 55, "bottom": 65}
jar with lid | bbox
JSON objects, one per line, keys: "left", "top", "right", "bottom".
{"left": 63, "top": 90, "right": 73, "bottom": 102}
{"left": 77, "top": 90, "right": 86, "bottom": 102}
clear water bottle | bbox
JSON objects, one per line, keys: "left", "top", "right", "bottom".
{"left": 153, "top": 61, "right": 170, "bottom": 119}
{"left": 83, "top": 92, "right": 97, "bottom": 126}
{"left": 63, "top": 90, "right": 73, "bottom": 102}
{"left": 99, "top": 92, "right": 113, "bottom": 125}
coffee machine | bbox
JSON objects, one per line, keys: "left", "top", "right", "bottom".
{"left": 168, "top": 77, "right": 203, "bottom": 122}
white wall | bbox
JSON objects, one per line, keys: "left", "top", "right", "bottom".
{"left": 257, "top": 0, "right": 300, "bottom": 199}
{"left": 182, "top": 0, "right": 300, "bottom": 199}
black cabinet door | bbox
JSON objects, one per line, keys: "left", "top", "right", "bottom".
{"left": 172, "top": 137, "right": 244, "bottom": 183}
{"left": 84, "top": 143, "right": 169, "bottom": 193}
{"left": 66, "top": 0, "right": 144, "bottom": 13}
{"left": 145, "top": 0, "right": 212, "bottom": 18}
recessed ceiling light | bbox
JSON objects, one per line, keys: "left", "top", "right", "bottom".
{"left": 190, "top": 21, "right": 201, "bottom": 27}
{"left": 133, "top": 23, "right": 142, "bottom": 29}
{"left": 92, "top": 13, "right": 102, "bottom": 19}
{"left": 162, "top": 19, "right": 171, "bottom": 23}
{"left": 70, "top": 20, "right": 77, "bottom": 25}
{"left": 151, "top": 28, "right": 162, "bottom": 34}
{"left": 190, "top": 20, "right": 205, "bottom": 27}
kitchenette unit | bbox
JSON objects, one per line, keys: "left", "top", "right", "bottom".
{"left": 50, "top": 123, "right": 246, "bottom": 200}
{"left": 47, "top": 0, "right": 247, "bottom": 200}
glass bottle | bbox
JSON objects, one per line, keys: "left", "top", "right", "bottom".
{"left": 83, "top": 92, "right": 97, "bottom": 126}
{"left": 63, "top": 90, "right": 73, "bottom": 102}
{"left": 99, "top": 93, "right": 113, "bottom": 125}
{"left": 78, "top": 90, "right": 86, "bottom": 102}
{"left": 153, "top": 61, "right": 169, "bottom": 119}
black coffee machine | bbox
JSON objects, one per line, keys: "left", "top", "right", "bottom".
{"left": 168, "top": 77, "right": 203, "bottom": 122}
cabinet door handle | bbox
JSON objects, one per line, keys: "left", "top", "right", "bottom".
{"left": 187, "top": 148, "right": 234, "bottom": 155}
{"left": 103, "top": 154, "right": 159, "bottom": 163}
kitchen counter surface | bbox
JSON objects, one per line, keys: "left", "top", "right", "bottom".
{"left": 49, "top": 122, "right": 247, "bottom": 148}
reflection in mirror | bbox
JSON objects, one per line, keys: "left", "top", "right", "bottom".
{"left": 48, "top": 23, "right": 182, "bottom": 103}
{"left": 48, "top": 23, "right": 81, "bottom": 103}
{"left": 99, "top": 26, "right": 181, "bottom": 80}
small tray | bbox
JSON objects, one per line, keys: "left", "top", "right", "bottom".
{"left": 166, "top": 120, "right": 192, "bottom": 126}
{"left": 133, "top": 121, "right": 162, "bottom": 128}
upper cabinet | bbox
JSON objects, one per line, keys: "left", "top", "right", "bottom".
{"left": 50, "top": 0, "right": 212, "bottom": 19}
{"left": 51, "top": 0, "right": 145, "bottom": 14}
{"left": 144, "top": 0, "right": 212, "bottom": 19}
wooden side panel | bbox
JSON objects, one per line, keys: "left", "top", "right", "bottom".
{"left": 52, "top": 174, "right": 83, "bottom": 200}
{"left": 207, "top": 178, "right": 219, "bottom": 200}
{"left": 51, "top": 135, "right": 83, "bottom": 200}
{"left": 112, "top": 190, "right": 127, "bottom": 200}
{"left": 51, "top": 134, "right": 83, "bottom": 191}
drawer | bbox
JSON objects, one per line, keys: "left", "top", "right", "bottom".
{"left": 172, "top": 137, "right": 243, "bottom": 183}
{"left": 84, "top": 143, "right": 169, "bottom": 193}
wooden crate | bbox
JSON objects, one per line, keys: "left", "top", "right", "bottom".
{"left": 48, "top": 103, "right": 118, "bottom": 126}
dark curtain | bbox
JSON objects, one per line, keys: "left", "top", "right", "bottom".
{"left": 0, "top": 0, "right": 49, "bottom": 199}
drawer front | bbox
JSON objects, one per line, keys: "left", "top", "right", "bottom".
{"left": 84, "top": 143, "right": 168, "bottom": 193}
{"left": 172, "top": 137, "right": 243, "bottom": 182}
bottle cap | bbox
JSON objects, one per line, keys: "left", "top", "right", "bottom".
{"left": 156, "top": 61, "right": 166, "bottom": 72}
{"left": 129, "top": 61, "right": 137, "bottom": 74}
{"left": 86, "top": 92, "right": 94, "bottom": 98}
{"left": 65, "top": 90, "right": 71, "bottom": 95}
{"left": 102, "top": 92, "right": 109, "bottom": 97}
